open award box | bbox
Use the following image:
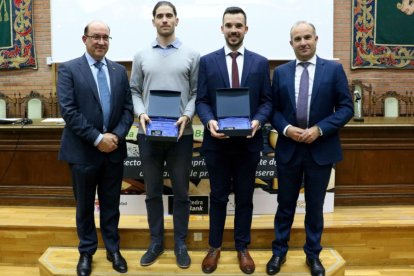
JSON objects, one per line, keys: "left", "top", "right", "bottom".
{"left": 146, "top": 90, "right": 180, "bottom": 142}
{"left": 216, "top": 87, "right": 251, "bottom": 136}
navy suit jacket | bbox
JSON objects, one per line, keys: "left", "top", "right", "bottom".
{"left": 271, "top": 56, "right": 353, "bottom": 165}
{"left": 58, "top": 55, "right": 134, "bottom": 164}
{"left": 196, "top": 48, "right": 272, "bottom": 152}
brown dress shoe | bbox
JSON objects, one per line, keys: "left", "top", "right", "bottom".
{"left": 237, "top": 249, "right": 255, "bottom": 274}
{"left": 201, "top": 247, "right": 221, "bottom": 274}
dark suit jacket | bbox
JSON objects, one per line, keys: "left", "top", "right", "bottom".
{"left": 271, "top": 56, "right": 353, "bottom": 165}
{"left": 196, "top": 48, "right": 272, "bottom": 152}
{"left": 57, "top": 55, "right": 134, "bottom": 164}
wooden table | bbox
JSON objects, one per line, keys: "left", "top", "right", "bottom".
{"left": 1, "top": 117, "right": 413, "bottom": 206}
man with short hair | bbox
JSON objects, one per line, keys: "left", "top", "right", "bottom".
{"left": 266, "top": 21, "right": 353, "bottom": 276}
{"left": 196, "top": 6, "right": 272, "bottom": 275}
{"left": 58, "top": 20, "right": 133, "bottom": 276}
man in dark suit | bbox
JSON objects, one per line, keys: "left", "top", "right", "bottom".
{"left": 266, "top": 21, "right": 353, "bottom": 276}
{"left": 57, "top": 20, "right": 134, "bottom": 276}
{"left": 196, "top": 7, "right": 272, "bottom": 275}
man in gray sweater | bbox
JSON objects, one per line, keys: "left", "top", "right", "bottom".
{"left": 130, "top": 0, "right": 199, "bottom": 269}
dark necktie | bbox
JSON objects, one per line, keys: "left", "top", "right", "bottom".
{"left": 230, "top": 52, "right": 240, "bottom": 88}
{"left": 296, "top": 62, "right": 310, "bottom": 128}
{"left": 94, "top": 61, "right": 111, "bottom": 130}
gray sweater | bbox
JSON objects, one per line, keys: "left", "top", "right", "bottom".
{"left": 130, "top": 40, "right": 200, "bottom": 135}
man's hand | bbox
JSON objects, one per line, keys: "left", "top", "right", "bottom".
{"left": 208, "top": 120, "right": 228, "bottom": 139}
{"left": 176, "top": 115, "right": 190, "bottom": 139}
{"left": 247, "top": 119, "right": 261, "bottom": 139}
{"left": 139, "top": 113, "right": 151, "bottom": 134}
{"left": 97, "top": 133, "right": 119, "bottom": 153}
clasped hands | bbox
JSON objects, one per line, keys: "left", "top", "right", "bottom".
{"left": 97, "top": 133, "right": 119, "bottom": 153}
{"left": 286, "top": 125, "right": 320, "bottom": 144}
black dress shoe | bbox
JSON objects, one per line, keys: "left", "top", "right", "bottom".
{"left": 77, "top": 253, "right": 92, "bottom": 276}
{"left": 266, "top": 254, "right": 286, "bottom": 275}
{"left": 306, "top": 257, "right": 325, "bottom": 276}
{"left": 107, "top": 251, "right": 128, "bottom": 273}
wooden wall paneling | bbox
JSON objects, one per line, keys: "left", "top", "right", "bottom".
{"left": 0, "top": 124, "right": 73, "bottom": 206}
{"left": 336, "top": 118, "right": 414, "bottom": 205}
